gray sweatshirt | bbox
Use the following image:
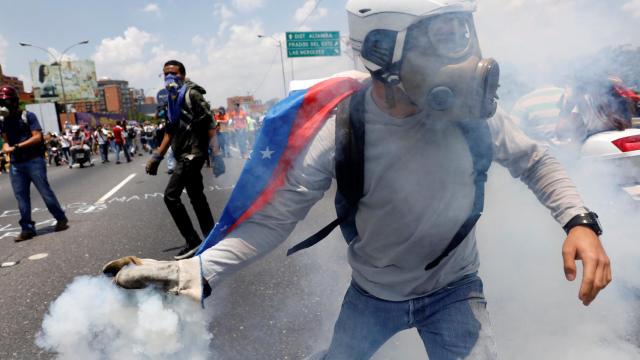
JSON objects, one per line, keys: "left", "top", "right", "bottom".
{"left": 200, "top": 88, "right": 587, "bottom": 301}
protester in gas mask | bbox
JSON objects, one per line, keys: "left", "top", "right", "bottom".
{"left": 105, "top": 2, "right": 611, "bottom": 359}
{"left": 144, "top": 60, "right": 216, "bottom": 259}
{"left": 0, "top": 86, "right": 69, "bottom": 241}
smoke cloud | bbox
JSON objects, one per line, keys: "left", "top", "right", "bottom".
{"left": 358, "top": 161, "right": 640, "bottom": 360}
{"left": 36, "top": 276, "right": 213, "bottom": 359}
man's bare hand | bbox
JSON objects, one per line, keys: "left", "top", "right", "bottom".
{"left": 3, "top": 145, "right": 15, "bottom": 155}
{"left": 562, "top": 226, "right": 611, "bottom": 306}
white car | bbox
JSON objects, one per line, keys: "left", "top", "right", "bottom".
{"left": 579, "top": 121, "right": 640, "bottom": 200}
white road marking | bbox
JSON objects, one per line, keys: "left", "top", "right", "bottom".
{"left": 28, "top": 253, "right": 48, "bottom": 261}
{"left": 623, "top": 185, "right": 640, "bottom": 201}
{"left": 1, "top": 261, "right": 18, "bottom": 268}
{"left": 95, "top": 173, "right": 137, "bottom": 204}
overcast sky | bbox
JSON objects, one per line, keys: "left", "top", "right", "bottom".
{"left": 0, "top": 0, "right": 639, "bottom": 106}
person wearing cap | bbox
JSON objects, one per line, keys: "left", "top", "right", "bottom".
{"left": 0, "top": 86, "right": 69, "bottom": 241}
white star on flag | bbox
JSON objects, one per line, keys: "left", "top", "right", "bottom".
{"left": 260, "top": 147, "right": 275, "bottom": 159}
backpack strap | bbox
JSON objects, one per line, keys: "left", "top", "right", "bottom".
{"left": 287, "top": 88, "right": 494, "bottom": 269}
{"left": 184, "top": 88, "right": 192, "bottom": 111}
{"left": 424, "top": 119, "right": 493, "bottom": 270}
{"left": 286, "top": 85, "right": 370, "bottom": 256}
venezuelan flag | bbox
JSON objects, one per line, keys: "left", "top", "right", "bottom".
{"left": 196, "top": 75, "right": 364, "bottom": 255}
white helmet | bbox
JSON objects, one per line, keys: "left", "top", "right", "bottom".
{"left": 347, "top": 0, "right": 477, "bottom": 74}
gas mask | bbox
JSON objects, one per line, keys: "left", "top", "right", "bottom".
{"left": 0, "top": 99, "right": 17, "bottom": 119}
{"left": 0, "top": 106, "right": 9, "bottom": 119}
{"left": 399, "top": 13, "right": 499, "bottom": 120}
{"left": 164, "top": 74, "right": 184, "bottom": 95}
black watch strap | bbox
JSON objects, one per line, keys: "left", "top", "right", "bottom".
{"left": 563, "top": 212, "right": 603, "bottom": 236}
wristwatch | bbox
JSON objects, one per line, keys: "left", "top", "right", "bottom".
{"left": 563, "top": 211, "right": 603, "bottom": 236}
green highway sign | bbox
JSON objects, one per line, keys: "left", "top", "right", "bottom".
{"left": 286, "top": 31, "right": 341, "bottom": 58}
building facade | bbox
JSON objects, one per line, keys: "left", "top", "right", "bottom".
{"left": 226, "top": 95, "right": 267, "bottom": 114}
{"left": 97, "top": 79, "right": 133, "bottom": 114}
{"left": 0, "top": 64, "right": 34, "bottom": 103}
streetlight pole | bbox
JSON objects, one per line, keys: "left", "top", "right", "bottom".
{"left": 258, "top": 35, "right": 287, "bottom": 98}
{"left": 19, "top": 40, "right": 89, "bottom": 113}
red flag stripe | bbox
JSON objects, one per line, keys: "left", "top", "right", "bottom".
{"left": 230, "top": 77, "right": 363, "bottom": 231}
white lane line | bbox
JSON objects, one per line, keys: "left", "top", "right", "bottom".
{"left": 623, "top": 185, "right": 640, "bottom": 201}
{"left": 28, "top": 253, "right": 49, "bottom": 261}
{"left": 95, "top": 173, "right": 137, "bottom": 204}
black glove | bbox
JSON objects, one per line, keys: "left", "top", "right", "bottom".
{"left": 146, "top": 153, "right": 164, "bottom": 175}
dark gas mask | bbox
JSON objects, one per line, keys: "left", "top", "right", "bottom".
{"left": 400, "top": 13, "right": 499, "bottom": 119}
{"left": 361, "top": 12, "right": 499, "bottom": 119}
{"left": 0, "top": 98, "right": 18, "bottom": 118}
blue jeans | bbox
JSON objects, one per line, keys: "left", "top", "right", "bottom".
{"left": 10, "top": 157, "right": 66, "bottom": 231}
{"left": 115, "top": 143, "right": 131, "bottom": 162}
{"left": 218, "top": 132, "right": 230, "bottom": 157}
{"left": 99, "top": 143, "right": 109, "bottom": 162}
{"left": 322, "top": 273, "right": 497, "bottom": 360}
{"left": 236, "top": 129, "right": 248, "bottom": 157}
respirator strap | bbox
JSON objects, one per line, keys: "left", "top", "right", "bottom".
{"left": 425, "top": 119, "right": 493, "bottom": 271}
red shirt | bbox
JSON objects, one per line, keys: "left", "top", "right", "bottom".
{"left": 113, "top": 126, "right": 124, "bottom": 144}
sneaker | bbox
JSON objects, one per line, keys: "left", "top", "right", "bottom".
{"left": 167, "top": 169, "right": 174, "bottom": 175}
{"left": 173, "top": 245, "right": 199, "bottom": 260}
{"left": 14, "top": 229, "right": 36, "bottom": 242}
{"left": 116, "top": 161, "right": 121, "bottom": 164}
{"left": 54, "top": 218, "right": 69, "bottom": 232}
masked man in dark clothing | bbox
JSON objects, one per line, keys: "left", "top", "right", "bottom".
{"left": 0, "top": 86, "right": 68, "bottom": 241}
{"left": 146, "top": 60, "right": 216, "bottom": 259}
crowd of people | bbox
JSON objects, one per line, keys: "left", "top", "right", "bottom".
{"left": 40, "top": 120, "right": 159, "bottom": 168}
{"left": 214, "top": 103, "right": 262, "bottom": 159}
{"left": 0, "top": 106, "right": 264, "bottom": 175}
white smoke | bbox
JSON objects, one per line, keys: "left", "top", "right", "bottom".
{"left": 36, "top": 276, "right": 213, "bottom": 360}
{"left": 368, "top": 162, "right": 640, "bottom": 359}
{"left": 477, "top": 162, "right": 640, "bottom": 360}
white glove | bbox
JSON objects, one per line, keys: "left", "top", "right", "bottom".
{"left": 102, "top": 256, "right": 207, "bottom": 302}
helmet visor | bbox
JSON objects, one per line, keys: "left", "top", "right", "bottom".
{"left": 406, "top": 13, "right": 473, "bottom": 58}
